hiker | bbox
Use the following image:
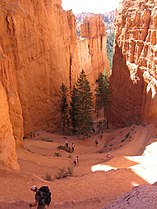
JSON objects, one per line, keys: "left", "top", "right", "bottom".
{"left": 95, "top": 139, "right": 98, "bottom": 147}
{"left": 65, "top": 140, "right": 68, "bottom": 147}
{"left": 76, "top": 156, "right": 79, "bottom": 166}
{"left": 92, "top": 127, "right": 95, "bottom": 133}
{"left": 100, "top": 134, "right": 103, "bottom": 140}
{"left": 73, "top": 160, "right": 77, "bottom": 166}
{"left": 36, "top": 130, "right": 40, "bottom": 136}
{"left": 29, "top": 185, "right": 51, "bottom": 209}
{"left": 72, "top": 143, "right": 75, "bottom": 152}
{"left": 31, "top": 131, "right": 35, "bottom": 138}
{"left": 106, "top": 153, "right": 111, "bottom": 158}
{"left": 30, "top": 132, "right": 33, "bottom": 138}
{"left": 33, "top": 132, "right": 36, "bottom": 138}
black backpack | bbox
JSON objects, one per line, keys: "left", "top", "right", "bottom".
{"left": 36, "top": 186, "right": 51, "bottom": 206}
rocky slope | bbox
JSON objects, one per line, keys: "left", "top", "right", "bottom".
{"left": 104, "top": 185, "right": 157, "bottom": 209}
{"left": 0, "top": 0, "right": 108, "bottom": 168}
{"left": 109, "top": 0, "right": 157, "bottom": 126}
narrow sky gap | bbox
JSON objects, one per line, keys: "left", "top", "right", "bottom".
{"left": 62, "top": 0, "right": 121, "bottom": 14}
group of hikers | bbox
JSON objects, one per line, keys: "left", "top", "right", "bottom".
{"left": 28, "top": 140, "right": 79, "bottom": 209}
{"left": 65, "top": 140, "right": 75, "bottom": 152}
{"left": 65, "top": 140, "right": 79, "bottom": 166}
{"left": 28, "top": 132, "right": 106, "bottom": 208}
{"left": 94, "top": 133, "right": 103, "bottom": 147}
{"left": 30, "top": 130, "right": 40, "bottom": 138}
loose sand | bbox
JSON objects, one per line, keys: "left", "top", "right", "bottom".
{"left": 1, "top": 124, "right": 157, "bottom": 209}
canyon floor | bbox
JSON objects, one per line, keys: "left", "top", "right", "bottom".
{"left": 1, "top": 124, "right": 157, "bottom": 209}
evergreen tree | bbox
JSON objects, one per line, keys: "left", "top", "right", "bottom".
{"left": 107, "top": 30, "right": 115, "bottom": 70}
{"left": 70, "top": 86, "right": 80, "bottom": 132}
{"left": 95, "top": 72, "right": 110, "bottom": 121}
{"left": 70, "top": 70, "right": 93, "bottom": 136}
{"left": 60, "top": 83, "right": 70, "bottom": 134}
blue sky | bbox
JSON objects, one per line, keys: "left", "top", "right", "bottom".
{"left": 62, "top": 0, "right": 121, "bottom": 14}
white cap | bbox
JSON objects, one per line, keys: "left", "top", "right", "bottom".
{"left": 31, "top": 185, "right": 37, "bottom": 191}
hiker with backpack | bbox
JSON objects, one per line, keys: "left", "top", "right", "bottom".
{"left": 29, "top": 185, "right": 51, "bottom": 209}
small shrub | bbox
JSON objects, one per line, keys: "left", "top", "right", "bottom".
{"left": 55, "top": 168, "right": 68, "bottom": 179}
{"left": 97, "top": 149, "right": 104, "bottom": 153}
{"left": 41, "top": 138, "right": 53, "bottom": 142}
{"left": 67, "top": 166, "right": 73, "bottom": 176}
{"left": 55, "top": 167, "right": 73, "bottom": 179}
{"left": 58, "top": 145, "right": 72, "bottom": 153}
{"left": 68, "top": 154, "right": 72, "bottom": 158}
{"left": 44, "top": 173, "right": 52, "bottom": 181}
{"left": 54, "top": 152, "right": 62, "bottom": 157}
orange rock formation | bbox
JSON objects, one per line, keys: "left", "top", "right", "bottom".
{"left": 0, "top": 82, "right": 19, "bottom": 170}
{"left": 0, "top": 0, "right": 108, "bottom": 168}
{"left": 109, "top": 0, "right": 157, "bottom": 126}
{"left": 79, "top": 15, "right": 110, "bottom": 90}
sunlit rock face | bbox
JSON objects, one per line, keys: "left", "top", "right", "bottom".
{"left": 0, "top": 0, "right": 108, "bottom": 169}
{"left": 0, "top": 0, "right": 79, "bottom": 138}
{"left": 0, "top": 82, "right": 19, "bottom": 170}
{"left": 0, "top": 39, "right": 23, "bottom": 147}
{"left": 109, "top": 0, "right": 157, "bottom": 126}
{"left": 79, "top": 15, "right": 110, "bottom": 90}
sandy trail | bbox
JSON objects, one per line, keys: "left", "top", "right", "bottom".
{"left": 1, "top": 124, "right": 157, "bottom": 209}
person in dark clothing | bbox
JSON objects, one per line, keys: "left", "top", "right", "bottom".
{"left": 100, "top": 134, "right": 103, "bottom": 140}
{"left": 95, "top": 139, "right": 98, "bottom": 147}
{"left": 92, "top": 127, "right": 95, "bottom": 133}
{"left": 72, "top": 143, "right": 75, "bottom": 152}
{"left": 65, "top": 140, "right": 69, "bottom": 147}
{"left": 29, "top": 185, "right": 45, "bottom": 209}
{"left": 73, "top": 160, "right": 77, "bottom": 166}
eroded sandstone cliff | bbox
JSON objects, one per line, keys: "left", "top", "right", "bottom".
{"left": 0, "top": 82, "right": 19, "bottom": 170}
{"left": 0, "top": 0, "right": 78, "bottom": 168}
{"left": 79, "top": 15, "right": 110, "bottom": 88}
{"left": 109, "top": 0, "right": 157, "bottom": 126}
{"left": 0, "top": 0, "right": 108, "bottom": 168}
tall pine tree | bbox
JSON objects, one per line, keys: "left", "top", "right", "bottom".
{"left": 70, "top": 86, "right": 80, "bottom": 132}
{"left": 60, "top": 83, "right": 70, "bottom": 134}
{"left": 95, "top": 72, "right": 110, "bottom": 120}
{"left": 70, "top": 70, "right": 93, "bottom": 136}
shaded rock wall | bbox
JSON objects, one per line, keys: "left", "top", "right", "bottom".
{"left": 0, "top": 0, "right": 79, "bottom": 138}
{"left": 109, "top": 0, "right": 157, "bottom": 126}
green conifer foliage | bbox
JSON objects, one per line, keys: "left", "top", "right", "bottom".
{"left": 60, "top": 83, "right": 70, "bottom": 134}
{"left": 70, "top": 70, "right": 93, "bottom": 136}
{"left": 95, "top": 73, "right": 110, "bottom": 120}
{"left": 70, "top": 86, "right": 80, "bottom": 131}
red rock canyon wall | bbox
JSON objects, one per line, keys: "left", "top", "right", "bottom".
{"left": 79, "top": 15, "right": 110, "bottom": 90}
{"left": 109, "top": 0, "right": 157, "bottom": 126}
{"left": 0, "top": 0, "right": 108, "bottom": 168}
